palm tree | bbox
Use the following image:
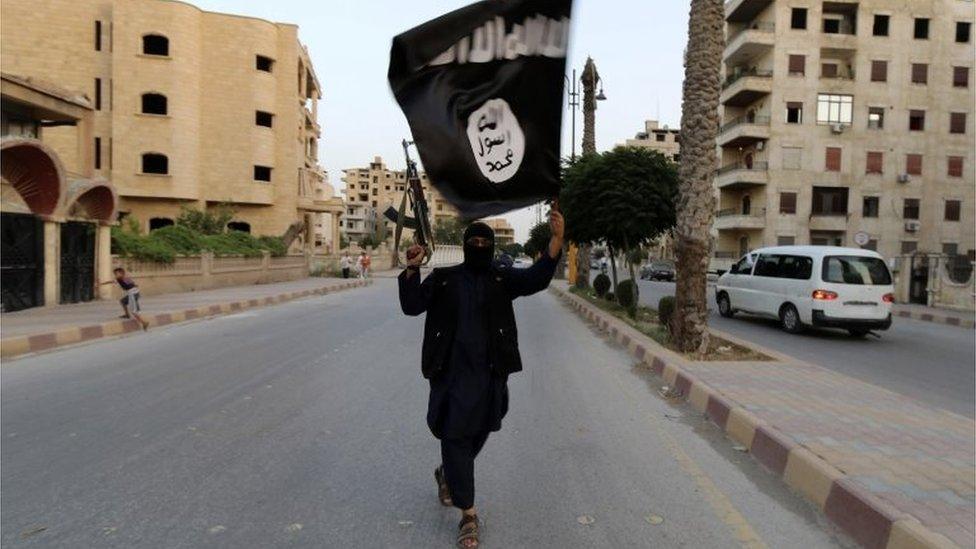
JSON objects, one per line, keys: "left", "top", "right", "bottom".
{"left": 574, "top": 57, "right": 600, "bottom": 288}
{"left": 672, "top": 0, "right": 723, "bottom": 353}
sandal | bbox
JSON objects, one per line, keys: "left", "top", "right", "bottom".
{"left": 434, "top": 466, "right": 452, "bottom": 506}
{"left": 456, "top": 514, "right": 479, "bottom": 548}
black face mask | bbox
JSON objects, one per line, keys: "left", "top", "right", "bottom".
{"left": 463, "top": 222, "right": 495, "bottom": 271}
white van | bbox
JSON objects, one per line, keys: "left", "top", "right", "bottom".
{"left": 715, "top": 246, "right": 894, "bottom": 336}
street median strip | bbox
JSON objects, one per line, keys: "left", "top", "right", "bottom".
{"left": 549, "top": 285, "right": 962, "bottom": 549}
{"left": 1, "top": 280, "right": 372, "bottom": 361}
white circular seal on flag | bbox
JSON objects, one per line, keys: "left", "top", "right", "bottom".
{"left": 466, "top": 98, "right": 525, "bottom": 184}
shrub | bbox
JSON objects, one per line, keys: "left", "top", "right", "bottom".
{"left": 605, "top": 291, "right": 614, "bottom": 302}
{"left": 150, "top": 225, "right": 205, "bottom": 255}
{"left": 658, "top": 296, "right": 676, "bottom": 332}
{"left": 256, "top": 235, "right": 287, "bottom": 257}
{"left": 111, "top": 226, "right": 175, "bottom": 263}
{"left": 617, "top": 279, "right": 638, "bottom": 317}
{"left": 593, "top": 273, "right": 611, "bottom": 297}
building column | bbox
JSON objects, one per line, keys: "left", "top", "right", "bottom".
{"left": 332, "top": 213, "right": 341, "bottom": 255}
{"left": 42, "top": 219, "right": 59, "bottom": 306}
{"left": 96, "top": 223, "right": 113, "bottom": 299}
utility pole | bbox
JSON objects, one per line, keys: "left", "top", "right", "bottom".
{"left": 565, "top": 69, "right": 580, "bottom": 160}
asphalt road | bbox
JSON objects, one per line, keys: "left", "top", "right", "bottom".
{"left": 629, "top": 278, "right": 976, "bottom": 418}
{"left": 1, "top": 278, "right": 852, "bottom": 548}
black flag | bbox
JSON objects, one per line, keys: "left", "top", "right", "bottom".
{"left": 389, "top": 0, "right": 573, "bottom": 220}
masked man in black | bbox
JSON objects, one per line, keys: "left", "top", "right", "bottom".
{"left": 399, "top": 209, "right": 564, "bottom": 548}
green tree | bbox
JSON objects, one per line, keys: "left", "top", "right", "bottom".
{"left": 498, "top": 242, "right": 524, "bottom": 257}
{"left": 433, "top": 217, "right": 465, "bottom": 245}
{"left": 561, "top": 146, "right": 679, "bottom": 303}
{"left": 523, "top": 221, "right": 551, "bottom": 260}
{"left": 176, "top": 204, "right": 235, "bottom": 235}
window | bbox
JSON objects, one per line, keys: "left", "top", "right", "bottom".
{"left": 903, "top": 198, "right": 920, "bottom": 219}
{"left": 777, "top": 236, "right": 796, "bottom": 246}
{"left": 948, "top": 156, "right": 964, "bottom": 177}
{"left": 782, "top": 147, "right": 802, "bottom": 170}
{"left": 866, "top": 151, "right": 883, "bottom": 174}
{"left": 141, "top": 153, "right": 168, "bottom": 174}
{"left": 256, "top": 55, "right": 274, "bottom": 72}
{"left": 862, "top": 239, "right": 878, "bottom": 251}
{"left": 816, "top": 94, "right": 853, "bottom": 125}
{"left": 780, "top": 192, "right": 797, "bottom": 214}
{"left": 953, "top": 66, "right": 970, "bottom": 88}
{"left": 228, "top": 221, "right": 251, "bottom": 233}
{"left": 754, "top": 255, "right": 782, "bottom": 277}
{"left": 95, "top": 21, "right": 102, "bottom": 51}
{"left": 943, "top": 243, "right": 959, "bottom": 256}
{"left": 821, "top": 63, "right": 838, "bottom": 78}
{"left": 254, "top": 165, "right": 272, "bottom": 181}
{"left": 781, "top": 255, "right": 813, "bottom": 279}
{"left": 94, "top": 137, "right": 101, "bottom": 170}
{"left": 142, "top": 34, "right": 169, "bottom": 56}
{"left": 868, "top": 107, "right": 885, "bottom": 129}
{"left": 372, "top": 188, "right": 378, "bottom": 196}
{"left": 823, "top": 17, "right": 841, "bottom": 34}
{"left": 788, "top": 54, "right": 805, "bottom": 75}
{"left": 873, "top": 14, "right": 889, "bottom": 36}
{"left": 906, "top": 154, "right": 922, "bottom": 176}
{"left": 822, "top": 256, "right": 892, "bottom": 285}
{"left": 149, "top": 218, "right": 174, "bottom": 231}
{"left": 141, "top": 93, "right": 167, "bottom": 115}
{"left": 950, "top": 112, "right": 966, "bottom": 134}
{"left": 957, "top": 22, "right": 972, "bottom": 43}
{"left": 729, "top": 255, "right": 754, "bottom": 275}
{"left": 911, "top": 63, "right": 928, "bottom": 84}
{"left": 945, "top": 200, "right": 961, "bottom": 221}
{"left": 863, "top": 196, "right": 879, "bottom": 217}
{"left": 791, "top": 8, "right": 807, "bottom": 30}
{"left": 871, "top": 60, "right": 887, "bottom": 82}
{"left": 94, "top": 78, "right": 102, "bottom": 110}
{"left": 811, "top": 186, "right": 848, "bottom": 215}
{"left": 901, "top": 241, "right": 918, "bottom": 254}
{"left": 655, "top": 133, "right": 665, "bottom": 142}
{"left": 909, "top": 110, "right": 925, "bottom": 131}
{"left": 786, "top": 102, "right": 803, "bottom": 124}
{"left": 255, "top": 110, "right": 274, "bottom": 128}
{"left": 825, "top": 147, "right": 842, "bottom": 171}
{"left": 914, "top": 18, "right": 929, "bottom": 39}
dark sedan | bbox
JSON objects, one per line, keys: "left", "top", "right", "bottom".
{"left": 640, "top": 261, "right": 675, "bottom": 281}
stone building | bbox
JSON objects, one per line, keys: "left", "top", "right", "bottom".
{"left": 715, "top": 0, "right": 974, "bottom": 286}
{"left": 483, "top": 218, "right": 515, "bottom": 245}
{"left": 623, "top": 119, "right": 681, "bottom": 162}
{"left": 0, "top": 0, "right": 343, "bottom": 252}
{"left": 1, "top": 73, "right": 119, "bottom": 312}
{"left": 340, "top": 156, "right": 459, "bottom": 246}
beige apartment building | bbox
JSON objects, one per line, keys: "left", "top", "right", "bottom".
{"left": 1, "top": 0, "right": 343, "bottom": 252}
{"left": 623, "top": 119, "right": 681, "bottom": 162}
{"left": 484, "top": 218, "right": 515, "bottom": 245}
{"left": 340, "top": 156, "right": 459, "bottom": 245}
{"left": 715, "top": 0, "right": 974, "bottom": 273}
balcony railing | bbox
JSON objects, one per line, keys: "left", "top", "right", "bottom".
{"left": 719, "top": 115, "right": 771, "bottom": 134}
{"left": 726, "top": 21, "right": 775, "bottom": 43}
{"left": 714, "top": 251, "right": 738, "bottom": 259}
{"left": 716, "top": 161, "right": 768, "bottom": 175}
{"left": 722, "top": 68, "right": 773, "bottom": 89}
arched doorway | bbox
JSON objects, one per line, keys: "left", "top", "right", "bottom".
{"left": 150, "top": 217, "right": 174, "bottom": 231}
{"left": 744, "top": 152, "right": 754, "bottom": 169}
{"left": 227, "top": 221, "right": 251, "bottom": 233}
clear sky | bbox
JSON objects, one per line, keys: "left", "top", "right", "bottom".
{"left": 192, "top": 0, "right": 690, "bottom": 241}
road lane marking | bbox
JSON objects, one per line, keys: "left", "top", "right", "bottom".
{"left": 607, "top": 362, "right": 769, "bottom": 549}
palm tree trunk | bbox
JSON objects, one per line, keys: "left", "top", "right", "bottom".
{"left": 673, "top": 0, "right": 723, "bottom": 354}
{"left": 607, "top": 243, "right": 619, "bottom": 294}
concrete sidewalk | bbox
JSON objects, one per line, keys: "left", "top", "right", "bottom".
{"left": 552, "top": 285, "right": 974, "bottom": 549}
{"left": 892, "top": 303, "right": 975, "bottom": 329}
{"left": 1, "top": 278, "right": 371, "bottom": 359}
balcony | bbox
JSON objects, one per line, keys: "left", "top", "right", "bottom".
{"left": 725, "top": 0, "right": 773, "bottom": 23}
{"left": 720, "top": 69, "right": 773, "bottom": 107}
{"left": 724, "top": 22, "right": 774, "bottom": 65}
{"left": 808, "top": 212, "right": 850, "bottom": 232}
{"left": 717, "top": 115, "right": 770, "bottom": 148}
{"left": 715, "top": 161, "right": 768, "bottom": 190}
{"left": 714, "top": 209, "right": 766, "bottom": 230}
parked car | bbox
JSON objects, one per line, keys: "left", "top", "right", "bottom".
{"left": 513, "top": 257, "right": 533, "bottom": 269}
{"left": 715, "top": 246, "right": 894, "bottom": 336}
{"left": 641, "top": 260, "right": 676, "bottom": 281}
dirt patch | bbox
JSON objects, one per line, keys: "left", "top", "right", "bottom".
{"left": 567, "top": 287, "right": 770, "bottom": 362}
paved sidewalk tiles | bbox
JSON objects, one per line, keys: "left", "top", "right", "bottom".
{"left": 551, "top": 285, "right": 973, "bottom": 549}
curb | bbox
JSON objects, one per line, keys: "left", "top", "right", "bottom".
{"left": 1, "top": 279, "right": 374, "bottom": 361}
{"left": 549, "top": 286, "right": 960, "bottom": 549}
{"left": 892, "top": 308, "right": 975, "bottom": 329}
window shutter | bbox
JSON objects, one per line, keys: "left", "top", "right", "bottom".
{"left": 825, "top": 147, "right": 841, "bottom": 171}
{"left": 780, "top": 192, "right": 797, "bottom": 214}
{"left": 871, "top": 60, "right": 887, "bottom": 82}
{"left": 788, "top": 54, "right": 805, "bottom": 75}
{"left": 950, "top": 112, "right": 966, "bottom": 134}
{"left": 948, "top": 156, "right": 964, "bottom": 177}
{"left": 911, "top": 63, "right": 928, "bottom": 84}
{"left": 906, "top": 154, "right": 922, "bottom": 175}
{"left": 953, "top": 66, "right": 969, "bottom": 88}
{"left": 821, "top": 63, "right": 838, "bottom": 78}
{"left": 866, "top": 152, "right": 883, "bottom": 174}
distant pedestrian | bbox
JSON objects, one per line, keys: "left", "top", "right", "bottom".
{"left": 358, "top": 251, "right": 371, "bottom": 279}
{"left": 100, "top": 268, "right": 149, "bottom": 330}
{"left": 340, "top": 253, "right": 353, "bottom": 279}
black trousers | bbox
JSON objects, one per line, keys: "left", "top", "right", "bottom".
{"left": 342, "top": 267, "right": 349, "bottom": 279}
{"left": 441, "top": 431, "right": 490, "bottom": 510}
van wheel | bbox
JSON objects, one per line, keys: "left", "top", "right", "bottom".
{"left": 717, "top": 293, "right": 734, "bottom": 318}
{"left": 780, "top": 304, "right": 803, "bottom": 334}
{"left": 848, "top": 329, "right": 870, "bottom": 338}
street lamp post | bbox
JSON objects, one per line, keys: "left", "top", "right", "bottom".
{"left": 564, "top": 69, "right": 580, "bottom": 161}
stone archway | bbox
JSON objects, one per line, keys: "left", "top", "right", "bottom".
{"left": 63, "top": 179, "right": 118, "bottom": 222}
{"left": 1, "top": 138, "right": 66, "bottom": 216}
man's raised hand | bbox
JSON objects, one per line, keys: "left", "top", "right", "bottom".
{"left": 406, "top": 244, "right": 426, "bottom": 267}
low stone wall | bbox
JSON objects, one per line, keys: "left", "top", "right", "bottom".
{"left": 114, "top": 252, "right": 309, "bottom": 295}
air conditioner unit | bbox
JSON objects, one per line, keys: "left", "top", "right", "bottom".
{"left": 830, "top": 123, "right": 845, "bottom": 134}
{"left": 904, "top": 220, "right": 921, "bottom": 232}
{"left": 755, "top": 141, "right": 765, "bottom": 151}
{"left": 897, "top": 174, "right": 911, "bottom": 183}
